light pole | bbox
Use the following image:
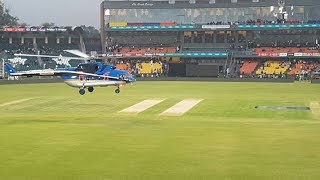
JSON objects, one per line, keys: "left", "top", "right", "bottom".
{"left": 100, "top": 2, "right": 107, "bottom": 54}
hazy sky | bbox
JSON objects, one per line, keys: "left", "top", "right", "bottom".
{"left": 3, "top": 0, "right": 103, "bottom": 27}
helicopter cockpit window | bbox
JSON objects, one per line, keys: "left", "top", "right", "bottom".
{"left": 75, "top": 65, "right": 84, "bottom": 71}
{"left": 76, "top": 64, "right": 100, "bottom": 73}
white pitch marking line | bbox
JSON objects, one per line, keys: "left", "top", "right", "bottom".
{"left": 121, "top": 99, "right": 165, "bottom": 113}
{"left": 0, "top": 98, "right": 36, "bottom": 107}
{"left": 161, "top": 99, "right": 203, "bottom": 116}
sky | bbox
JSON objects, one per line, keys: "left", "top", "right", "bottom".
{"left": 3, "top": 0, "right": 103, "bottom": 28}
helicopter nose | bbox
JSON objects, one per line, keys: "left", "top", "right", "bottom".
{"left": 129, "top": 76, "right": 136, "bottom": 82}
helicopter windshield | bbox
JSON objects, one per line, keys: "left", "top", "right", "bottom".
{"left": 76, "top": 64, "right": 100, "bottom": 73}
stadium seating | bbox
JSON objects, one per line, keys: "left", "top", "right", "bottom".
{"left": 109, "top": 22, "right": 177, "bottom": 27}
{"left": 136, "top": 62, "right": 162, "bottom": 75}
{"left": 38, "top": 44, "right": 80, "bottom": 56}
{"left": 254, "top": 47, "right": 320, "bottom": 54}
{"left": 108, "top": 22, "right": 128, "bottom": 27}
{"left": 240, "top": 60, "right": 259, "bottom": 75}
{"left": 114, "top": 47, "right": 176, "bottom": 55}
{"left": 206, "top": 19, "right": 302, "bottom": 25}
{"left": 256, "top": 61, "right": 290, "bottom": 75}
{"left": 314, "top": 65, "right": 320, "bottom": 73}
{"left": 0, "top": 43, "right": 36, "bottom": 55}
{"left": 115, "top": 63, "right": 131, "bottom": 71}
{"left": 287, "top": 61, "right": 318, "bottom": 75}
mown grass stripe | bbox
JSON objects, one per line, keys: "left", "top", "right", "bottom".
{"left": 0, "top": 98, "right": 36, "bottom": 107}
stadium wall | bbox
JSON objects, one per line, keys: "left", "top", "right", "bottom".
{"left": 136, "top": 77, "right": 295, "bottom": 83}
{"left": 0, "top": 79, "right": 63, "bottom": 85}
{"left": 0, "top": 78, "right": 294, "bottom": 85}
{"left": 311, "top": 79, "right": 320, "bottom": 84}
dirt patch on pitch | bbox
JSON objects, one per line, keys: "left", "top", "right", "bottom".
{"left": 255, "top": 106, "right": 310, "bottom": 111}
{"left": 120, "top": 99, "right": 165, "bottom": 113}
{"left": 0, "top": 98, "right": 36, "bottom": 107}
{"left": 310, "top": 102, "right": 320, "bottom": 119}
{"left": 161, "top": 99, "right": 203, "bottom": 116}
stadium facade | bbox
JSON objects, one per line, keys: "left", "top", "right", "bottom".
{"left": 0, "top": 26, "right": 102, "bottom": 74}
{"left": 101, "top": 0, "right": 320, "bottom": 23}
{"left": 101, "top": 0, "right": 320, "bottom": 50}
{"left": 1, "top": 0, "right": 320, "bottom": 79}
{"left": 100, "top": 0, "right": 320, "bottom": 78}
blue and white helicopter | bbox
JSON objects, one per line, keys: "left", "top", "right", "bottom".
{"left": 5, "top": 62, "right": 136, "bottom": 95}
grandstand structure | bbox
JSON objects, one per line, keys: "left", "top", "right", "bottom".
{"left": 1, "top": 0, "right": 320, "bottom": 79}
{"left": 0, "top": 26, "right": 102, "bottom": 72}
{"left": 100, "top": 0, "right": 320, "bottom": 78}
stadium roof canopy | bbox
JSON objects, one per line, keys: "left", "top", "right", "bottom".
{"left": 103, "top": 0, "right": 320, "bottom": 9}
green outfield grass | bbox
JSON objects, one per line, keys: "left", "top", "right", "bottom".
{"left": 0, "top": 81, "right": 320, "bottom": 179}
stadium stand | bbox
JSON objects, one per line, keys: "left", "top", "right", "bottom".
{"left": 113, "top": 47, "right": 177, "bottom": 54}
{"left": 115, "top": 63, "right": 131, "bottom": 71}
{"left": 205, "top": 19, "right": 301, "bottom": 26}
{"left": 136, "top": 61, "right": 163, "bottom": 76}
{"left": 108, "top": 22, "right": 178, "bottom": 27}
{"left": 3, "top": 1, "right": 320, "bottom": 80}
{"left": 287, "top": 60, "right": 318, "bottom": 75}
{"left": 256, "top": 61, "right": 290, "bottom": 75}
{"left": 254, "top": 47, "right": 320, "bottom": 54}
{"left": 240, "top": 60, "right": 259, "bottom": 75}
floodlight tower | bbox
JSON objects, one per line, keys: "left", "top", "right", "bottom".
{"left": 100, "top": 2, "right": 107, "bottom": 55}
{"left": 278, "top": 0, "right": 287, "bottom": 21}
{"left": 270, "top": 0, "right": 288, "bottom": 22}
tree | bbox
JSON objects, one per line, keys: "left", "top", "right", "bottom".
{"left": 41, "top": 22, "right": 55, "bottom": 28}
{"left": 19, "top": 22, "right": 29, "bottom": 27}
{"left": 0, "top": 2, "right": 18, "bottom": 27}
{"left": 80, "top": 25, "right": 100, "bottom": 37}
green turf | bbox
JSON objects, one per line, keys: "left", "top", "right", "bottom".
{"left": 0, "top": 81, "right": 320, "bottom": 180}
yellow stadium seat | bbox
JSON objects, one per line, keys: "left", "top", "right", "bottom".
{"left": 136, "top": 62, "right": 162, "bottom": 74}
{"left": 256, "top": 61, "right": 290, "bottom": 75}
